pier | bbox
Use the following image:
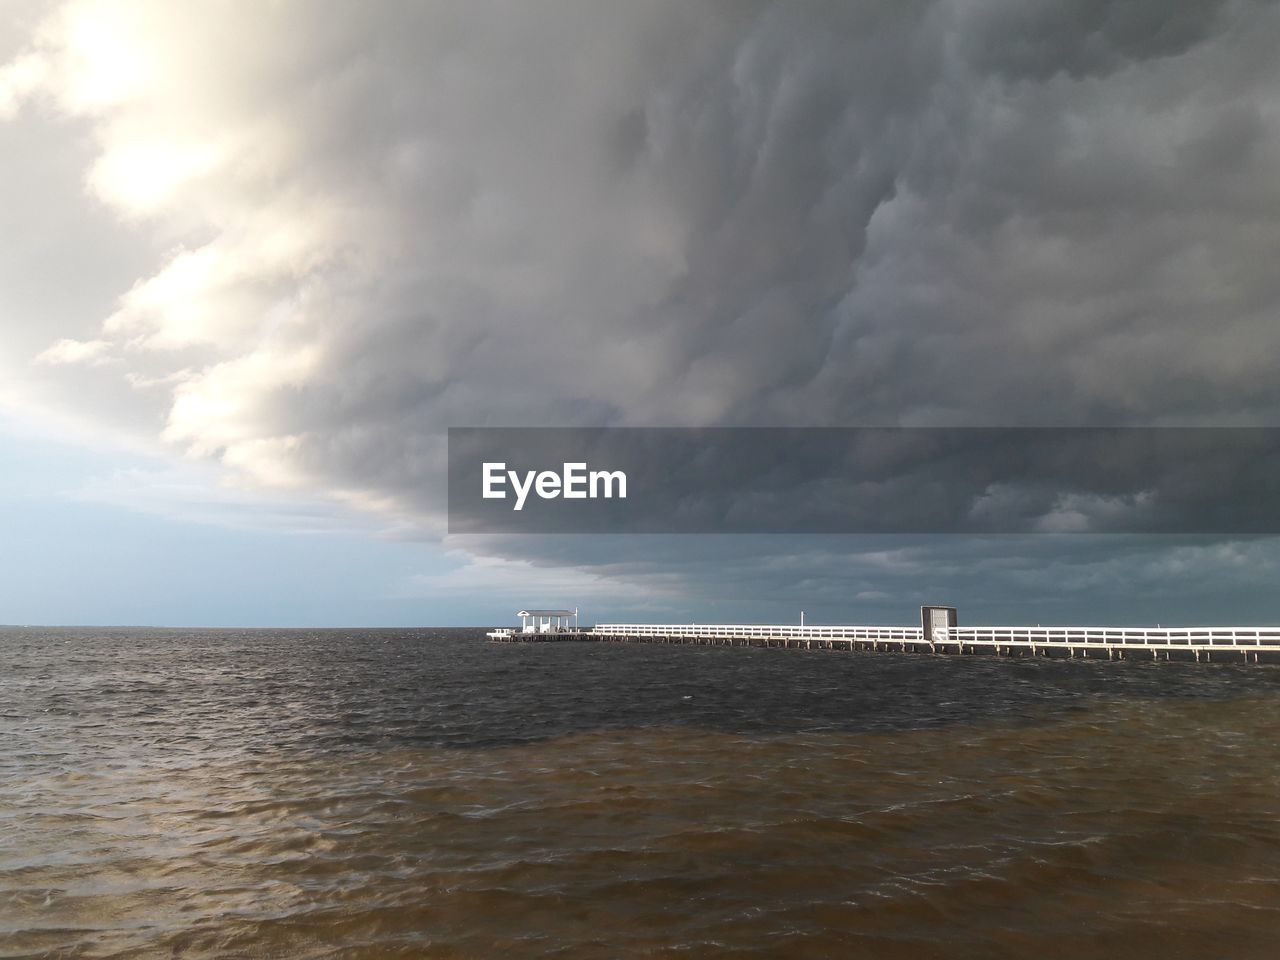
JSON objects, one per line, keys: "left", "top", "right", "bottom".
{"left": 488, "top": 606, "right": 1280, "bottom": 663}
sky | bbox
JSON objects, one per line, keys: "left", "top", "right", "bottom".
{"left": 2, "top": 0, "right": 1280, "bottom": 627}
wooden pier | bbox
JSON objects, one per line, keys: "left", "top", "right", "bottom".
{"left": 581, "top": 623, "right": 1280, "bottom": 662}
{"left": 489, "top": 606, "right": 1280, "bottom": 663}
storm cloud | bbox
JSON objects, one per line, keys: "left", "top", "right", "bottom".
{"left": 4, "top": 1, "right": 1280, "bottom": 619}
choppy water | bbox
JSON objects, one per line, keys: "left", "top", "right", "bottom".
{"left": 3, "top": 628, "right": 1280, "bottom": 959}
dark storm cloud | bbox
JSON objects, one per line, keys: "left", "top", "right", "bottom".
{"left": 184, "top": 0, "right": 1280, "bottom": 531}
{"left": 448, "top": 532, "right": 1280, "bottom": 626}
{"left": 964, "top": 0, "right": 1232, "bottom": 81}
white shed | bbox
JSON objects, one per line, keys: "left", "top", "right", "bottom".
{"left": 516, "top": 608, "right": 579, "bottom": 633}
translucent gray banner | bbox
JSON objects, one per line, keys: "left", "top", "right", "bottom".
{"left": 447, "top": 427, "right": 1280, "bottom": 534}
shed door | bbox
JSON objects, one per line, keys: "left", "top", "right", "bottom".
{"left": 930, "top": 608, "right": 951, "bottom": 638}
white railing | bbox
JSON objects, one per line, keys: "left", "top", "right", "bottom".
{"left": 586, "top": 622, "right": 1280, "bottom": 651}
{"left": 590, "top": 623, "right": 924, "bottom": 641}
{"left": 939, "top": 626, "right": 1280, "bottom": 648}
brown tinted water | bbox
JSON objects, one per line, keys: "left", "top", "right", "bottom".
{"left": 2, "top": 628, "right": 1280, "bottom": 958}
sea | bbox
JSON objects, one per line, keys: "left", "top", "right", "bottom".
{"left": 2, "top": 627, "right": 1280, "bottom": 959}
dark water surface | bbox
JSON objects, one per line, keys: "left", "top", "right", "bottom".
{"left": 3, "top": 628, "right": 1280, "bottom": 958}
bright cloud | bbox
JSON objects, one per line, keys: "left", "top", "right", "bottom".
{"left": 35, "top": 337, "right": 113, "bottom": 365}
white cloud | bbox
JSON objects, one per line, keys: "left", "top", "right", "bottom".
{"left": 0, "top": 51, "right": 47, "bottom": 117}
{"left": 34, "top": 337, "right": 114, "bottom": 365}
{"left": 1033, "top": 491, "right": 1157, "bottom": 534}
